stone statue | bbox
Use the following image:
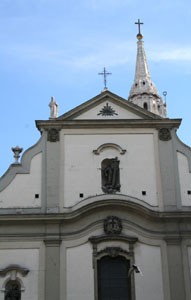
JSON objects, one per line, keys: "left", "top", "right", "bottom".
{"left": 102, "top": 157, "right": 120, "bottom": 193}
{"left": 49, "top": 96, "right": 58, "bottom": 119}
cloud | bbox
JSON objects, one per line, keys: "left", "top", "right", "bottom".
{"left": 150, "top": 46, "right": 191, "bottom": 62}
{"left": 2, "top": 37, "right": 191, "bottom": 74}
{"left": 65, "top": 41, "right": 134, "bottom": 69}
{"left": 0, "top": 39, "right": 135, "bottom": 70}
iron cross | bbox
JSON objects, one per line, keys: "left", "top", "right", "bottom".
{"left": 98, "top": 67, "right": 112, "bottom": 89}
{"left": 135, "top": 19, "right": 144, "bottom": 35}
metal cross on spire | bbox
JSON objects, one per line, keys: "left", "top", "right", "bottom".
{"left": 98, "top": 67, "right": 112, "bottom": 89}
{"left": 135, "top": 18, "right": 144, "bottom": 35}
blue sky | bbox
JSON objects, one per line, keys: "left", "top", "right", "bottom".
{"left": 0, "top": 0, "right": 191, "bottom": 175}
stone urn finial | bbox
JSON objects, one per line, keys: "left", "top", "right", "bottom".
{"left": 11, "top": 146, "right": 23, "bottom": 164}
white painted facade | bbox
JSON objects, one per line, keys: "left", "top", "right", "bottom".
{"left": 177, "top": 151, "right": 191, "bottom": 206}
{"left": 0, "top": 153, "right": 42, "bottom": 208}
{"left": 0, "top": 26, "right": 191, "bottom": 300}
{"left": 0, "top": 89, "right": 190, "bottom": 300}
{"left": 63, "top": 237, "right": 165, "bottom": 300}
{"left": 0, "top": 246, "right": 41, "bottom": 300}
{"left": 66, "top": 243, "right": 94, "bottom": 300}
{"left": 61, "top": 130, "right": 159, "bottom": 207}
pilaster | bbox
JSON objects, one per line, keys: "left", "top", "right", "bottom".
{"left": 44, "top": 237, "right": 61, "bottom": 300}
{"left": 165, "top": 238, "right": 186, "bottom": 300}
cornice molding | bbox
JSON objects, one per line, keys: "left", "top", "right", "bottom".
{"left": 36, "top": 118, "right": 181, "bottom": 131}
{"left": 0, "top": 199, "right": 191, "bottom": 223}
{"left": 89, "top": 234, "right": 138, "bottom": 245}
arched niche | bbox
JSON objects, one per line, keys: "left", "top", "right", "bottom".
{"left": 0, "top": 265, "right": 29, "bottom": 299}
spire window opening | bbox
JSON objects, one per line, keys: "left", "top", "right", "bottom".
{"left": 143, "top": 102, "right": 148, "bottom": 110}
{"left": 142, "top": 81, "right": 145, "bottom": 85}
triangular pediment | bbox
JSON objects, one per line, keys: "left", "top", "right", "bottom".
{"left": 58, "top": 90, "right": 162, "bottom": 121}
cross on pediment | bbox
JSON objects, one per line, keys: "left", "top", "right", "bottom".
{"left": 98, "top": 67, "right": 112, "bottom": 89}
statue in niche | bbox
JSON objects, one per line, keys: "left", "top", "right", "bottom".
{"left": 102, "top": 157, "right": 120, "bottom": 193}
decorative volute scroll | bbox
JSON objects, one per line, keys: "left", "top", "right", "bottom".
{"left": 93, "top": 143, "right": 126, "bottom": 155}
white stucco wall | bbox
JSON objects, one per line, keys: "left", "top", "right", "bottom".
{"left": 66, "top": 243, "right": 94, "bottom": 300}
{"left": 134, "top": 243, "right": 164, "bottom": 300}
{"left": 66, "top": 241, "right": 164, "bottom": 300}
{"left": 0, "top": 248, "right": 39, "bottom": 300}
{"left": 0, "top": 153, "right": 42, "bottom": 208}
{"left": 61, "top": 131, "right": 159, "bottom": 207}
{"left": 177, "top": 152, "right": 191, "bottom": 206}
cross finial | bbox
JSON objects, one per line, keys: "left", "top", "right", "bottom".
{"left": 98, "top": 67, "right": 112, "bottom": 90}
{"left": 135, "top": 19, "right": 144, "bottom": 40}
{"left": 135, "top": 19, "right": 143, "bottom": 34}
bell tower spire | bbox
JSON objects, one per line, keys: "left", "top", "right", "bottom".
{"left": 128, "top": 19, "right": 167, "bottom": 117}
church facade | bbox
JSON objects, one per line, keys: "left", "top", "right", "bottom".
{"left": 0, "top": 22, "right": 191, "bottom": 300}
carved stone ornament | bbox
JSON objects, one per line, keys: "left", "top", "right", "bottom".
{"left": 104, "top": 216, "right": 122, "bottom": 235}
{"left": 97, "top": 247, "right": 128, "bottom": 258}
{"left": 47, "top": 128, "right": 60, "bottom": 142}
{"left": 158, "top": 128, "right": 171, "bottom": 141}
{"left": 97, "top": 102, "right": 118, "bottom": 116}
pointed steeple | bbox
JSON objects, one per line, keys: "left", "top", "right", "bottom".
{"left": 128, "top": 19, "right": 167, "bottom": 117}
